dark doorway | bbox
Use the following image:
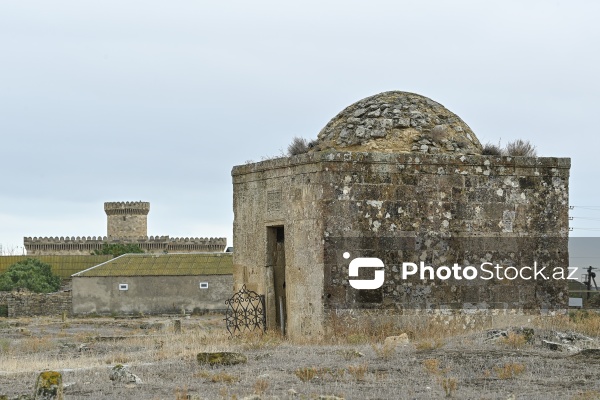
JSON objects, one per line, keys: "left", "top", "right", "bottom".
{"left": 267, "top": 226, "right": 286, "bottom": 335}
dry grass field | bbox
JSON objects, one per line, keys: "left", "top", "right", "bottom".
{"left": 1, "top": 311, "right": 600, "bottom": 399}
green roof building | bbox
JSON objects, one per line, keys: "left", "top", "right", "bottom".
{"left": 71, "top": 253, "right": 233, "bottom": 315}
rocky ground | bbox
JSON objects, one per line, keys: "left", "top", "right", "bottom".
{"left": 1, "top": 314, "right": 600, "bottom": 400}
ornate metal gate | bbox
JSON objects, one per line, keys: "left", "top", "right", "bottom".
{"left": 224, "top": 285, "right": 266, "bottom": 336}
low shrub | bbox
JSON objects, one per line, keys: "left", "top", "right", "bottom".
{"left": 481, "top": 142, "right": 502, "bottom": 155}
{"left": 495, "top": 362, "right": 525, "bottom": 379}
{"left": 504, "top": 139, "right": 537, "bottom": 157}
{"left": 287, "top": 137, "right": 309, "bottom": 156}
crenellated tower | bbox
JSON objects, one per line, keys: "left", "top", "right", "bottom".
{"left": 104, "top": 201, "right": 150, "bottom": 239}
{"left": 23, "top": 201, "right": 227, "bottom": 255}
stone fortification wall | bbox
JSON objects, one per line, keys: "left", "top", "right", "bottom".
{"left": 2, "top": 290, "right": 71, "bottom": 317}
{"left": 24, "top": 236, "right": 227, "bottom": 255}
{"left": 24, "top": 200, "right": 226, "bottom": 255}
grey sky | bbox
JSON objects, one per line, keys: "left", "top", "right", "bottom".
{"left": 1, "top": 1, "right": 600, "bottom": 254}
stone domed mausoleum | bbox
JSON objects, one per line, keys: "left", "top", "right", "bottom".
{"left": 314, "top": 91, "right": 482, "bottom": 155}
{"left": 232, "top": 91, "right": 570, "bottom": 340}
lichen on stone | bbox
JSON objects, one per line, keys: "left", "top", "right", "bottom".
{"left": 34, "top": 371, "right": 63, "bottom": 400}
{"left": 313, "top": 91, "right": 482, "bottom": 155}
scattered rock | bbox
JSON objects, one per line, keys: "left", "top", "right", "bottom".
{"left": 34, "top": 371, "right": 63, "bottom": 400}
{"left": 139, "top": 322, "right": 165, "bottom": 330}
{"left": 337, "top": 349, "right": 364, "bottom": 360}
{"left": 78, "top": 344, "right": 91, "bottom": 352}
{"left": 384, "top": 333, "right": 410, "bottom": 349}
{"left": 196, "top": 352, "right": 247, "bottom": 366}
{"left": 542, "top": 340, "right": 579, "bottom": 353}
{"left": 572, "top": 349, "right": 600, "bottom": 359}
{"left": 318, "top": 396, "right": 344, "bottom": 400}
{"left": 554, "top": 331, "right": 592, "bottom": 343}
{"left": 109, "top": 364, "right": 142, "bottom": 384}
{"left": 486, "top": 329, "right": 508, "bottom": 341}
{"left": 517, "top": 327, "right": 535, "bottom": 343}
{"left": 241, "top": 396, "right": 261, "bottom": 400}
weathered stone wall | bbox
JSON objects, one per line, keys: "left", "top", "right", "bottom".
{"left": 320, "top": 152, "right": 569, "bottom": 312}
{"left": 232, "top": 157, "right": 324, "bottom": 340}
{"left": 72, "top": 274, "right": 233, "bottom": 315}
{"left": 3, "top": 290, "right": 72, "bottom": 317}
{"left": 232, "top": 151, "right": 570, "bottom": 339}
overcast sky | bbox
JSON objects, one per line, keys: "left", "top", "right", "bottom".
{"left": 1, "top": 1, "right": 600, "bottom": 255}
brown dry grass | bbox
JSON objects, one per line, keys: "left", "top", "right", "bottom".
{"left": 415, "top": 338, "right": 445, "bottom": 351}
{"left": 327, "top": 312, "right": 490, "bottom": 346}
{"left": 440, "top": 377, "right": 458, "bottom": 398}
{"left": 347, "top": 363, "right": 368, "bottom": 381}
{"left": 0, "top": 316, "right": 234, "bottom": 374}
{"left": 253, "top": 378, "right": 269, "bottom": 395}
{"left": 494, "top": 362, "right": 526, "bottom": 379}
{"left": 500, "top": 332, "right": 528, "bottom": 349}
{"left": 1, "top": 313, "right": 599, "bottom": 399}
{"left": 370, "top": 341, "right": 395, "bottom": 360}
{"left": 537, "top": 310, "right": 600, "bottom": 337}
{"left": 294, "top": 366, "right": 318, "bottom": 382}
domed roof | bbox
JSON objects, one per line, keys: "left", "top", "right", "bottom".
{"left": 313, "top": 91, "right": 482, "bottom": 155}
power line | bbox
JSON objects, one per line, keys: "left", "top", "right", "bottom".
{"left": 570, "top": 206, "right": 600, "bottom": 211}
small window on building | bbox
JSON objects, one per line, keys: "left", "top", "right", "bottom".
{"left": 199, "top": 282, "right": 209, "bottom": 289}
{"left": 119, "top": 283, "right": 129, "bottom": 291}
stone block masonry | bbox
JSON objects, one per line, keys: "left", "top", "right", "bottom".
{"left": 232, "top": 90, "right": 570, "bottom": 341}
{"left": 232, "top": 151, "right": 570, "bottom": 340}
{"left": 24, "top": 236, "right": 226, "bottom": 255}
{"left": 105, "top": 201, "right": 150, "bottom": 239}
{"left": 4, "top": 290, "right": 72, "bottom": 317}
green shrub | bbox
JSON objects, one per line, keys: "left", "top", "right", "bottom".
{"left": 0, "top": 258, "right": 61, "bottom": 293}
{"left": 92, "top": 243, "right": 144, "bottom": 257}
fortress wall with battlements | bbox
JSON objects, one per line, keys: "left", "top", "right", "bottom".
{"left": 23, "top": 201, "right": 226, "bottom": 255}
{"left": 24, "top": 236, "right": 227, "bottom": 255}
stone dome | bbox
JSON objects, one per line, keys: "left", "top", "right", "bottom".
{"left": 313, "top": 91, "right": 482, "bottom": 155}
